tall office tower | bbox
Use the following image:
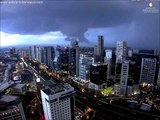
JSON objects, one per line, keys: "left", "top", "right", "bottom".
{"left": 10, "top": 47, "right": 16, "bottom": 55}
{"left": 0, "top": 95, "right": 26, "bottom": 120}
{"left": 56, "top": 47, "right": 69, "bottom": 71}
{"left": 104, "top": 49, "right": 113, "bottom": 77}
{"left": 38, "top": 47, "right": 44, "bottom": 63}
{"left": 43, "top": 46, "right": 55, "bottom": 68}
{"left": 29, "top": 46, "right": 31, "bottom": 57}
{"left": 97, "top": 35, "right": 104, "bottom": 62}
{"left": 89, "top": 63, "right": 107, "bottom": 89}
{"left": 120, "top": 60, "right": 138, "bottom": 96}
{"left": 94, "top": 45, "right": 98, "bottom": 62}
{"left": 79, "top": 53, "right": 94, "bottom": 81}
{"left": 41, "top": 81, "right": 75, "bottom": 120}
{"left": 35, "top": 46, "right": 39, "bottom": 60}
{"left": 76, "top": 46, "right": 79, "bottom": 76}
{"left": 69, "top": 40, "right": 79, "bottom": 77}
{"left": 131, "top": 53, "right": 159, "bottom": 85}
{"left": 115, "top": 63, "right": 122, "bottom": 82}
{"left": 128, "top": 49, "right": 133, "bottom": 57}
{"left": 140, "top": 58, "right": 157, "bottom": 84}
{"left": 30, "top": 45, "right": 37, "bottom": 59}
{"left": 120, "top": 61, "right": 129, "bottom": 95}
{"left": 116, "top": 41, "right": 127, "bottom": 63}
{"left": 154, "top": 49, "right": 160, "bottom": 56}
{"left": 18, "top": 49, "right": 28, "bottom": 57}
{"left": 71, "top": 40, "right": 78, "bottom": 48}
{"left": 69, "top": 48, "right": 76, "bottom": 77}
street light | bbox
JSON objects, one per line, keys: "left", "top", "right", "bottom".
{"left": 81, "top": 88, "right": 85, "bottom": 93}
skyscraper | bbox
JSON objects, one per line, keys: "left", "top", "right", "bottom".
{"left": 41, "top": 81, "right": 75, "bottom": 120}
{"left": 69, "top": 48, "right": 76, "bottom": 77}
{"left": 94, "top": 45, "right": 98, "bottom": 62}
{"left": 116, "top": 41, "right": 127, "bottom": 63}
{"left": 38, "top": 47, "right": 44, "bottom": 63}
{"left": 140, "top": 58, "right": 157, "bottom": 84}
{"left": 43, "top": 46, "right": 55, "bottom": 68}
{"left": 104, "top": 49, "right": 113, "bottom": 76}
{"left": 120, "top": 60, "right": 138, "bottom": 96}
{"left": 120, "top": 61, "right": 129, "bottom": 95}
{"left": 30, "top": 45, "right": 37, "bottom": 59}
{"left": 18, "top": 49, "right": 28, "bottom": 57}
{"left": 131, "top": 53, "right": 159, "bottom": 85}
{"left": 89, "top": 63, "right": 107, "bottom": 89}
{"left": 96, "top": 35, "right": 104, "bottom": 62}
{"left": 56, "top": 46, "right": 69, "bottom": 71}
{"left": 10, "top": 47, "right": 16, "bottom": 55}
{"left": 115, "top": 63, "right": 122, "bottom": 82}
{"left": 76, "top": 46, "right": 79, "bottom": 76}
{"left": 35, "top": 46, "right": 39, "bottom": 60}
{"left": 69, "top": 40, "right": 79, "bottom": 77}
{"left": 71, "top": 40, "right": 78, "bottom": 49}
{"left": 79, "top": 53, "right": 94, "bottom": 81}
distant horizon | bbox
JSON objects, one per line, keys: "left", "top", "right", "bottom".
{"left": 0, "top": 44, "right": 159, "bottom": 51}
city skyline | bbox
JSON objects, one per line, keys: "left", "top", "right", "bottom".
{"left": 0, "top": 28, "right": 160, "bottom": 119}
{"left": 0, "top": 0, "right": 160, "bottom": 49}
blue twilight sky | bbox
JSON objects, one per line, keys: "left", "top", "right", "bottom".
{"left": 0, "top": 0, "right": 160, "bottom": 49}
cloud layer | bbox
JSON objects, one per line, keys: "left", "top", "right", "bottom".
{"left": 0, "top": 31, "right": 69, "bottom": 46}
{"left": 0, "top": 0, "right": 159, "bottom": 48}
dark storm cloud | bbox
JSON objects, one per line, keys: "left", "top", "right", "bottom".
{"left": 1, "top": 0, "right": 135, "bottom": 42}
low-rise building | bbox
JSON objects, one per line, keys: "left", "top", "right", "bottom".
{"left": 13, "top": 84, "right": 27, "bottom": 94}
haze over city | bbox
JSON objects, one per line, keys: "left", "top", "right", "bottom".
{"left": 0, "top": 0, "right": 159, "bottom": 49}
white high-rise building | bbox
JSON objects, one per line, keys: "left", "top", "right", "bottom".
{"left": 140, "top": 58, "right": 157, "bottom": 84}
{"left": 30, "top": 45, "right": 37, "bottom": 59}
{"left": 120, "top": 61, "right": 129, "bottom": 95}
{"left": 116, "top": 41, "right": 127, "bottom": 63}
{"left": 120, "top": 60, "right": 139, "bottom": 96}
{"left": 128, "top": 49, "right": 133, "bottom": 57}
{"left": 35, "top": 46, "right": 39, "bottom": 60}
{"left": 104, "top": 49, "right": 113, "bottom": 76}
{"left": 38, "top": 47, "right": 43, "bottom": 63}
{"left": 0, "top": 95, "right": 26, "bottom": 120}
{"left": 105, "top": 49, "right": 112, "bottom": 59}
{"left": 41, "top": 81, "right": 75, "bottom": 120}
{"left": 79, "top": 54, "right": 94, "bottom": 81}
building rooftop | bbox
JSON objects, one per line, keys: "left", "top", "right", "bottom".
{"left": 0, "top": 81, "right": 14, "bottom": 93}
{"left": 0, "top": 95, "right": 20, "bottom": 111}
{"left": 43, "top": 80, "right": 55, "bottom": 86}
{"left": 0, "top": 95, "right": 18, "bottom": 103}
{"left": 42, "top": 80, "right": 74, "bottom": 95}
{"left": 43, "top": 83, "right": 64, "bottom": 95}
{"left": 13, "top": 83, "right": 25, "bottom": 89}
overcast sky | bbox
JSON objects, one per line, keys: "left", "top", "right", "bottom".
{"left": 0, "top": 0, "right": 159, "bottom": 49}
